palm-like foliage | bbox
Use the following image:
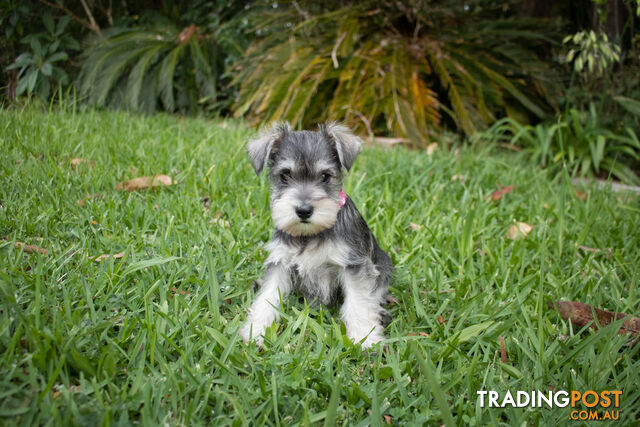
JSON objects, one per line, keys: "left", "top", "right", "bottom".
{"left": 78, "top": 25, "right": 221, "bottom": 113}
{"left": 233, "top": 1, "right": 559, "bottom": 143}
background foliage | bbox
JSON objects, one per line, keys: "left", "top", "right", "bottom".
{"left": 1, "top": 0, "right": 639, "bottom": 182}
{"left": 477, "top": 106, "right": 640, "bottom": 184}
{"left": 77, "top": 2, "right": 248, "bottom": 114}
{"left": 233, "top": 0, "right": 560, "bottom": 142}
{"left": 7, "top": 13, "right": 79, "bottom": 100}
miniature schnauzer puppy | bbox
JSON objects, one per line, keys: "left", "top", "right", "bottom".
{"left": 239, "top": 122, "right": 393, "bottom": 348}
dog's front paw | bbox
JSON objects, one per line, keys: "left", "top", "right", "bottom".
{"left": 360, "top": 332, "right": 385, "bottom": 349}
{"left": 348, "top": 327, "right": 385, "bottom": 349}
{"left": 239, "top": 322, "right": 265, "bottom": 346}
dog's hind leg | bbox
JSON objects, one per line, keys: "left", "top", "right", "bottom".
{"left": 239, "top": 263, "right": 291, "bottom": 346}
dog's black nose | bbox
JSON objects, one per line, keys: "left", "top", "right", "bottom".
{"left": 295, "top": 204, "right": 314, "bottom": 220}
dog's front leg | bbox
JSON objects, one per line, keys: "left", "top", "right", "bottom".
{"left": 340, "top": 269, "right": 386, "bottom": 349}
{"left": 239, "top": 263, "right": 291, "bottom": 346}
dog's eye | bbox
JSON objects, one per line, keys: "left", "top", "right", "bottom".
{"left": 321, "top": 173, "right": 330, "bottom": 183}
{"left": 280, "top": 169, "right": 291, "bottom": 182}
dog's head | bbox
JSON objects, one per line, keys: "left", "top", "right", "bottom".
{"left": 248, "top": 122, "right": 362, "bottom": 237}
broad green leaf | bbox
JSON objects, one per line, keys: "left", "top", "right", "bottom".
{"left": 48, "top": 51, "right": 68, "bottom": 63}
{"left": 42, "top": 13, "right": 54, "bottom": 34}
{"left": 40, "top": 62, "right": 52, "bottom": 76}
{"left": 26, "top": 69, "right": 38, "bottom": 93}
{"left": 614, "top": 96, "right": 640, "bottom": 117}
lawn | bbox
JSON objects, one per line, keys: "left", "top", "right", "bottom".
{"left": 1, "top": 106, "right": 639, "bottom": 425}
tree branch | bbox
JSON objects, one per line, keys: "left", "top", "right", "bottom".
{"left": 80, "top": 0, "right": 101, "bottom": 35}
{"left": 39, "top": 0, "right": 101, "bottom": 34}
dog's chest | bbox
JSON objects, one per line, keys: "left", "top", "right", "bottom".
{"left": 266, "top": 238, "right": 349, "bottom": 305}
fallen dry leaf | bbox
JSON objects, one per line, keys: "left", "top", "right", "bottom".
{"left": 418, "top": 332, "right": 429, "bottom": 337}
{"left": 201, "top": 196, "right": 210, "bottom": 210}
{"left": 409, "top": 222, "right": 423, "bottom": 231}
{"left": 115, "top": 175, "right": 176, "bottom": 191}
{"left": 507, "top": 221, "right": 532, "bottom": 239}
{"left": 578, "top": 245, "right": 612, "bottom": 258}
{"left": 10, "top": 240, "right": 48, "bottom": 255}
{"left": 549, "top": 301, "right": 640, "bottom": 336}
{"left": 426, "top": 142, "right": 438, "bottom": 155}
{"left": 364, "top": 136, "right": 410, "bottom": 148}
{"left": 574, "top": 190, "right": 588, "bottom": 201}
{"left": 486, "top": 185, "right": 517, "bottom": 201}
{"left": 386, "top": 295, "right": 400, "bottom": 307}
{"left": 178, "top": 24, "right": 199, "bottom": 44}
{"left": 170, "top": 287, "right": 190, "bottom": 298}
{"left": 438, "top": 315, "right": 444, "bottom": 324}
{"left": 499, "top": 336, "right": 508, "bottom": 363}
{"left": 210, "top": 212, "right": 230, "bottom": 227}
{"left": 70, "top": 158, "right": 94, "bottom": 168}
{"left": 210, "top": 218, "right": 230, "bottom": 228}
{"left": 92, "top": 252, "right": 125, "bottom": 262}
{"left": 53, "top": 384, "right": 80, "bottom": 399}
{"left": 77, "top": 193, "right": 102, "bottom": 206}
{"left": 498, "top": 142, "right": 522, "bottom": 152}
{"left": 451, "top": 174, "right": 465, "bottom": 181}
{"left": 383, "top": 415, "right": 392, "bottom": 424}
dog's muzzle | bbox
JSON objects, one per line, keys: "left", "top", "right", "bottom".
{"left": 295, "top": 204, "right": 314, "bottom": 221}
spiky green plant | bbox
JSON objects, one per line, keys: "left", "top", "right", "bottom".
{"left": 478, "top": 104, "right": 640, "bottom": 184}
{"left": 232, "top": 1, "right": 559, "bottom": 143}
{"left": 77, "top": 25, "right": 222, "bottom": 113}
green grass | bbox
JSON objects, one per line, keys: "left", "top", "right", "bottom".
{"left": 1, "top": 105, "right": 639, "bottom": 425}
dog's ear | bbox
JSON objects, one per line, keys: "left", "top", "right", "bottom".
{"left": 321, "top": 122, "right": 363, "bottom": 171}
{"left": 247, "top": 122, "right": 290, "bottom": 174}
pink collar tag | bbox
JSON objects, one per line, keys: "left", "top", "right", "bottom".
{"left": 338, "top": 190, "right": 347, "bottom": 208}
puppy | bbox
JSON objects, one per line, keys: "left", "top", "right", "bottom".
{"left": 239, "top": 122, "right": 392, "bottom": 348}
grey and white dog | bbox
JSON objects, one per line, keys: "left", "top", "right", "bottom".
{"left": 239, "top": 122, "right": 393, "bottom": 348}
